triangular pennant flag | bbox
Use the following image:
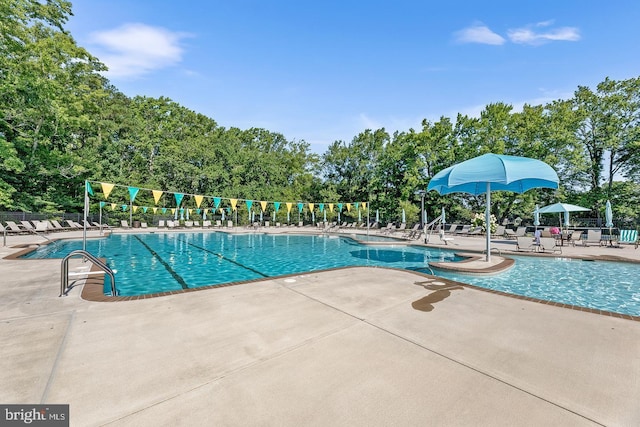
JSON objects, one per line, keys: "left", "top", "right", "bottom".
{"left": 230, "top": 199, "right": 238, "bottom": 210}
{"left": 122, "top": 204, "right": 128, "bottom": 211}
{"left": 286, "top": 202, "right": 293, "bottom": 213}
{"left": 128, "top": 186, "right": 140, "bottom": 203}
{"left": 153, "top": 207, "right": 158, "bottom": 214}
{"left": 174, "top": 193, "right": 184, "bottom": 207}
{"left": 354, "top": 202, "right": 359, "bottom": 209}
{"left": 308, "top": 203, "right": 314, "bottom": 212}
{"left": 319, "top": 203, "right": 324, "bottom": 212}
{"left": 329, "top": 203, "right": 334, "bottom": 213}
{"left": 142, "top": 206, "right": 148, "bottom": 213}
{"left": 171, "top": 208, "right": 176, "bottom": 214}
{"left": 152, "top": 190, "right": 163, "bottom": 205}
{"left": 196, "top": 209, "right": 201, "bottom": 214}
{"left": 346, "top": 203, "right": 352, "bottom": 212}
{"left": 99, "top": 201, "right": 106, "bottom": 208}
{"left": 260, "top": 201, "right": 267, "bottom": 212}
{"left": 337, "top": 203, "right": 343, "bottom": 211}
{"left": 133, "top": 205, "right": 139, "bottom": 213}
{"left": 110, "top": 203, "right": 117, "bottom": 211}
{"left": 188, "top": 209, "right": 193, "bottom": 214}
{"left": 213, "top": 197, "right": 221, "bottom": 208}
{"left": 194, "top": 195, "right": 204, "bottom": 208}
{"left": 85, "top": 181, "right": 94, "bottom": 196}
{"left": 297, "top": 202, "right": 304, "bottom": 212}
{"left": 245, "top": 200, "right": 253, "bottom": 210}
{"left": 362, "top": 202, "right": 367, "bottom": 210}
{"left": 101, "top": 183, "right": 115, "bottom": 200}
{"left": 162, "top": 207, "right": 167, "bottom": 214}
{"left": 274, "top": 202, "right": 281, "bottom": 212}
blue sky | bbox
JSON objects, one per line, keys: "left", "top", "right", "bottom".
{"left": 67, "top": 0, "right": 640, "bottom": 154}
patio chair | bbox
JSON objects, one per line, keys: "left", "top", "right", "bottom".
{"left": 120, "top": 220, "right": 130, "bottom": 228}
{"left": 392, "top": 223, "right": 407, "bottom": 233}
{"left": 20, "top": 220, "right": 36, "bottom": 231}
{"left": 493, "top": 225, "right": 505, "bottom": 237}
{"left": 439, "top": 229, "right": 454, "bottom": 245}
{"left": 214, "top": 220, "right": 222, "bottom": 228}
{"left": 582, "top": 230, "right": 602, "bottom": 246}
{"left": 50, "top": 220, "right": 66, "bottom": 231}
{"left": 516, "top": 236, "right": 536, "bottom": 252}
{"left": 504, "top": 228, "right": 517, "bottom": 239}
{"left": 467, "top": 226, "right": 483, "bottom": 236}
{"left": 515, "top": 226, "right": 528, "bottom": 237}
{"left": 202, "top": 220, "right": 211, "bottom": 228}
{"left": 401, "top": 223, "right": 420, "bottom": 238}
{"left": 141, "top": 222, "right": 148, "bottom": 229}
{"left": 158, "top": 220, "right": 166, "bottom": 228}
{"left": 0, "top": 222, "right": 23, "bottom": 234}
{"left": 227, "top": 220, "right": 234, "bottom": 228}
{"left": 569, "top": 230, "right": 584, "bottom": 246}
{"left": 539, "top": 237, "right": 562, "bottom": 254}
{"left": 184, "top": 221, "right": 194, "bottom": 227}
{"left": 444, "top": 223, "right": 458, "bottom": 234}
{"left": 618, "top": 229, "right": 638, "bottom": 249}
{"left": 34, "top": 221, "right": 49, "bottom": 233}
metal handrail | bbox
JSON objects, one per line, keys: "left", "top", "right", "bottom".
{"left": 60, "top": 250, "right": 116, "bottom": 297}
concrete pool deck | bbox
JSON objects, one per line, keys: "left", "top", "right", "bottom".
{"left": 1, "top": 229, "right": 640, "bottom": 426}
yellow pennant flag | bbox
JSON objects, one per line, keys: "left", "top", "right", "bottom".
{"left": 101, "top": 182, "right": 115, "bottom": 200}
{"left": 260, "top": 201, "right": 267, "bottom": 212}
{"left": 286, "top": 202, "right": 293, "bottom": 213}
{"left": 346, "top": 203, "right": 352, "bottom": 212}
{"left": 188, "top": 209, "right": 193, "bottom": 214}
{"left": 133, "top": 205, "right": 138, "bottom": 213}
{"left": 110, "top": 203, "right": 117, "bottom": 211}
{"left": 153, "top": 207, "right": 158, "bottom": 214}
{"left": 329, "top": 203, "right": 334, "bottom": 212}
{"left": 308, "top": 203, "right": 314, "bottom": 212}
{"left": 361, "top": 202, "right": 367, "bottom": 210}
{"left": 194, "top": 195, "right": 204, "bottom": 208}
{"left": 219, "top": 208, "right": 224, "bottom": 214}
{"left": 171, "top": 208, "right": 176, "bottom": 214}
{"left": 152, "top": 190, "right": 163, "bottom": 204}
{"left": 230, "top": 199, "right": 238, "bottom": 210}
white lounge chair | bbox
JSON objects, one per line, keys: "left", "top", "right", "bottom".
{"left": 516, "top": 236, "right": 536, "bottom": 252}
{"left": 582, "top": 230, "right": 602, "bottom": 246}
{"left": 539, "top": 237, "right": 562, "bottom": 254}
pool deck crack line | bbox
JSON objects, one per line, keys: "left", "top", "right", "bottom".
{"left": 40, "top": 310, "right": 75, "bottom": 404}
{"left": 281, "top": 283, "right": 607, "bottom": 427}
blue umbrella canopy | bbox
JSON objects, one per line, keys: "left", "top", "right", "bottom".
{"left": 605, "top": 200, "right": 613, "bottom": 228}
{"left": 428, "top": 154, "right": 559, "bottom": 262}
{"left": 535, "top": 202, "right": 590, "bottom": 228}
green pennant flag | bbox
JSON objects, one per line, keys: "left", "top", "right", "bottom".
{"left": 354, "top": 202, "right": 360, "bottom": 209}
{"left": 245, "top": 200, "right": 253, "bottom": 210}
{"left": 121, "top": 204, "right": 128, "bottom": 211}
{"left": 319, "top": 203, "right": 324, "bottom": 212}
{"left": 142, "top": 206, "right": 148, "bottom": 213}
{"left": 162, "top": 207, "right": 167, "bottom": 214}
{"left": 174, "top": 193, "right": 184, "bottom": 206}
{"left": 86, "top": 181, "right": 94, "bottom": 196}
{"left": 274, "top": 202, "right": 281, "bottom": 211}
{"left": 337, "top": 203, "right": 343, "bottom": 211}
{"left": 196, "top": 208, "right": 201, "bottom": 214}
{"left": 213, "top": 197, "right": 221, "bottom": 208}
{"left": 99, "top": 201, "right": 106, "bottom": 208}
{"left": 128, "top": 186, "right": 139, "bottom": 203}
{"left": 297, "top": 202, "right": 304, "bottom": 212}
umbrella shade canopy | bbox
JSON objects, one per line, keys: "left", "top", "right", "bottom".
{"left": 427, "top": 154, "right": 559, "bottom": 196}
{"left": 428, "top": 154, "right": 559, "bottom": 262}
{"left": 605, "top": 200, "right": 613, "bottom": 228}
{"left": 535, "top": 202, "right": 590, "bottom": 228}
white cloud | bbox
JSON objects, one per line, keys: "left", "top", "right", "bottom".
{"left": 454, "top": 24, "right": 506, "bottom": 45}
{"left": 508, "top": 22, "right": 580, "bottom": 45}
{"left": 88, "top": 23, "right": 189, "bottom": 78}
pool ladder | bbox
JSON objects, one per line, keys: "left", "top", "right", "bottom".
{"left": 60, "top": 250, "right": 117, "bottom": 297}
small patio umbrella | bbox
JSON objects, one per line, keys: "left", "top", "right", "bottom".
{"left": 536, "top": 203, "right": 590, "bottom": 230}
{"left": 441, "top": 206, "right": 446, "bottom": 227}
{"left": 376, "top": 210, "right": 379, "bottom": 223}
{"left": 402, "top": 209, "right": 406, "bottom": 224}
{"left": 533, "top": 204, "right": 540, "bottom": 230}
{"left": 428, "top": 154, "right": 559, "bottom": 262}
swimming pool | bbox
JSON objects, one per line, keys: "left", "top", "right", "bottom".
{"left": 23, "top": 232, "right": 640, "bottom": 316}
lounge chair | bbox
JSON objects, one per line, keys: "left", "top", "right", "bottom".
{"left": 493, "top": 225, "right": 505, "bottom": 237}
{"left": 264, "top": 221, "right": 270, "bottom": 228}
{"left": 618, "top": 229, "right": 638, "bottom": 248}
{"left": 515, "top": 226, "right": 527, "bottom": 237}
{"left": 92, "top": 221, "right": 111, "bottom": 230}
{"left": 378, "top": 223, "right": 394, "bottom": 234}
{"left": 443, "top": 224, "right": 458, "bottom": 234}
{"left": 202, "top": 220, "right": 211, "bottom": 228}
{"left": 214, "top": 220, "right": 222, "bottom": 228}
{"left": 227, "top": 220, "right": 234, "bottom": 228}
{"left": 582, "top": 230, "right": 602, "bottom": 246}
{"left": 34, "top": 221, "right": 49, "bottom": 233}
{"left": 140, "top": 222, "right": 148, "bottom": 229}
{"left": 166, "top": 220, "right": 176, "bottom": 228}
{"left": 5, "top": 221, "right": 26, "bottom": 233}
{"left": 184, "top": 221, "right": 194, "bottom": 227}
{"left": 539, "top": 237, "right": 562, "bottom": 254}
{"left": 50, "top": 220, "right": 65, "bottom": 231}
{"left": 20, "top": 220, "right": 36, "bottom": 231}
{"left": 392, "top": 223, "right": 407, "bottom": 233}
{"left": 401, "top": 223, "right": 420, "bottom": 238}
{"left": 455, "top": 224, "right": 471, "bottom": 235}
{"left": 158, "top": 220, "right": 166, "bottom": 228}
{"left": 516, "top": 236, "right": 537, "bottom": 252}
{"left": 120, "top": 220, "right": 130, "bottom": 228}
{"left": 0, "top": 223, "right": 23, "bottom": 234}
{"left": 467, "top": 226, "right": 483, "bottom": 236}
{"left": 504, "top": 228, "right": 517, "bottom": 239}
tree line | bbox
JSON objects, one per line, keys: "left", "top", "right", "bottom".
{"left": 2, "top": 0, "right": 640, "bottom": 227}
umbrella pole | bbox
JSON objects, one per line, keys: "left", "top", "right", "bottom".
{"left": 485, "top": 183, "right": 491, "bottom": 262}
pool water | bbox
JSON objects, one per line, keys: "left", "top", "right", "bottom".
{"left": 23, "top": 232, "right": 640, "bottom": 316}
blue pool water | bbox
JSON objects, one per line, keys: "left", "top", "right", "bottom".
{"left": 23, "top": 232, "right": 640, "bottom": 316}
